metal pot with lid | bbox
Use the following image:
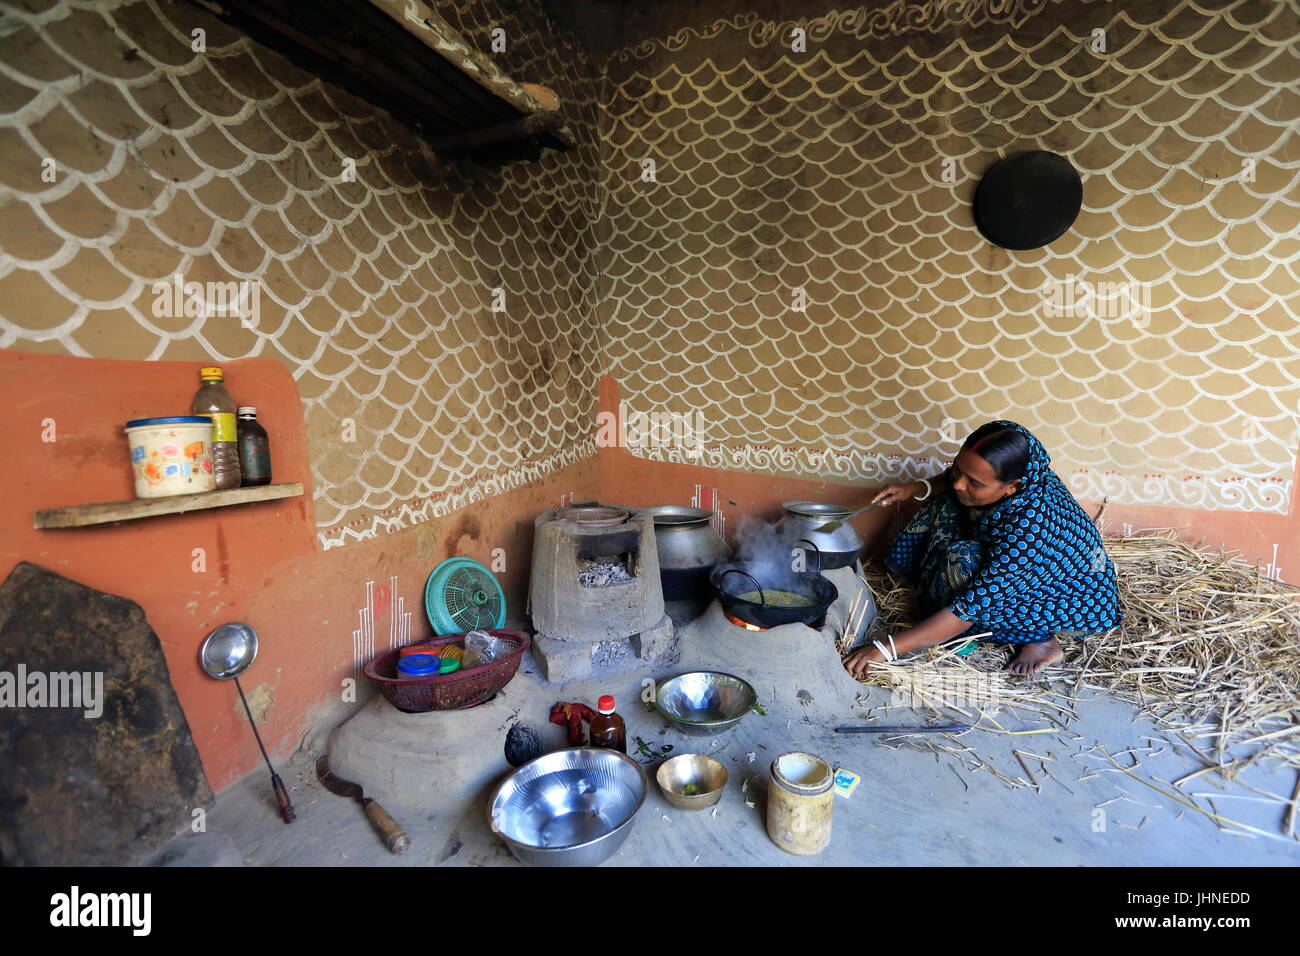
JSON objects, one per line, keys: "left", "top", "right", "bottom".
{"left": 641, "top": 505, "right": 733, "bottom": 625}
{"left": 777, "top": 501, "right": 863, "bottom": 570}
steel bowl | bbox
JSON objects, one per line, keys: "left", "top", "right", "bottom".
{"left": 656, "top": 753, "right": 728, "bottom": 810}
{"left": 487, "top": 747, "right": 648, "bottom": 867}
{"left": 655, "top": 671, "right": 758, "bottom": 735}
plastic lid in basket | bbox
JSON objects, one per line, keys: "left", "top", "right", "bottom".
{"left": 396, "top": 654, "right": 441, "bottom": 676}
{"left": 438, "top": 658, "right": 460, "bottom": 674}
{"left": 398, "top": 644, "right": 437, "bottom": 656}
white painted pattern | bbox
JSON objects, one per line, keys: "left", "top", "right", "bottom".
{"left": 351, "top": 575, "right": 414, "bottom": 680}
{"left": 596, "top": 0, "right": 1300, "bottom": 513}
{"left": 0, "top": 0, "right": 604, "bottom": 549}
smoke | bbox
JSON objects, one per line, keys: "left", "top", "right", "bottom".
{"left": 732, "top": 515, "right": 802, "bottom": 590}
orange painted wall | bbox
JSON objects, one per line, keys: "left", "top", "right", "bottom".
{"left": 1, "top": 351, "right": 602, "bottom": 791}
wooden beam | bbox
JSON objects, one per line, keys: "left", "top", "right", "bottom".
{"left": 425, "top": 112, "right": 568, "bottom": 153}
{"left": 520, "top": 83, "right": 560, "bottom": 112}
{"left": 367, "top": 0, "right": 557, "bottom": 116}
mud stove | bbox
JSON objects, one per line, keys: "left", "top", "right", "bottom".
{"left": 528, "top": 504, "right": 676, "bottom": 682}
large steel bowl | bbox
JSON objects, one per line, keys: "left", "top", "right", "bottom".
{"left": 487, "top": 748, "right": 648, "bottom": 866}
{"left": 655, "top": 671, "right": 758, "bottom": 736}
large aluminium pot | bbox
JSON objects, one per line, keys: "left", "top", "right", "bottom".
{"left": 642, "top": 506, "right": 732, "bottom": 620}
{"left": 777, "top": 501, "right": 863, "bottom": 570}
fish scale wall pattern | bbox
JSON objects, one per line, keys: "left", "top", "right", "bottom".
{"left": 595, "top": 0, "right": 1300, "bottom": 514}
{"left": 0, "top": 0, "right": 605, "bottom": 549}
{"left": 2, "top": 0, "right": 1298, "bottom": 553}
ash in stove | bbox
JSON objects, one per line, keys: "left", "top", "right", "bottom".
{"left": 591, "top": 639, "right": 635, "bottom": 668}
{"left": 577, "top": 557, "right": 635, "bottom": 588}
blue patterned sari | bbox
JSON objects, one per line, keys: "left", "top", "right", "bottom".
{"left": 886, "top": 421, "right": 1122, "bottom": 644}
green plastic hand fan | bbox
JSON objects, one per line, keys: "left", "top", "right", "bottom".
{"left": 424, "top": 557, "right": 506, "bottom": 635}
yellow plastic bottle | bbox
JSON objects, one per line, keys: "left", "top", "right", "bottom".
{"left": 191, "top": 366, "right": 242, "bottom": 490}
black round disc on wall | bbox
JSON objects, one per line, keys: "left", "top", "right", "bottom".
{"left": 972, "top": 150, "right": 1082, "bottom": 250}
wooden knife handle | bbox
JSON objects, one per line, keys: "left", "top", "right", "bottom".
{"left": 271, "top": 772, "right": 296, "bottom": 824}
{"left": 361, "top": 797, "right": 409, "bottom": 854}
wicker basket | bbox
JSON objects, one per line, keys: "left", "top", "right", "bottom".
{"left": 364, "top": 629, "right": 531, "bottom": 712}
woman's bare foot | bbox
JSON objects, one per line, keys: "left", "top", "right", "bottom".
{"left": 1005, "top": 637, "right": 1063, "bottom": 675}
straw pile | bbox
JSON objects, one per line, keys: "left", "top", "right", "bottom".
{"left": 1091, "top": 531, "right": 1300, "bottom": 771}
{"left": 859, "top": 530, "right": 1300, "bottom": 772}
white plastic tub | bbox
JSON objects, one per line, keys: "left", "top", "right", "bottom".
{"left": 124, "top": 416, "right": 216, "bottom": 498}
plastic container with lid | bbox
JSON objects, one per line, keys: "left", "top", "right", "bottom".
{"left": 396, "top": 654, "right": 441, "bottom": 677}
{"left": 124, "top": 416, "right": 216, "bottom": 499}
{"left": 766, "top": 751, "right": 835, "bottom": 856}
{"left": 398, "top": 644, "right": 436, "bottom": 657}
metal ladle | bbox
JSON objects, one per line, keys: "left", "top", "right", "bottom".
{"left": 812, "top": 499, "right": 883, "bottom": 534}
{"left": 199, "top": 622, "right": 295, "bottom": 824}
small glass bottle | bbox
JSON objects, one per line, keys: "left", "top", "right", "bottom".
{"left": 588, "top": 695, "right": 626, "bottom": 753}
{"left": 236, "top": 406, "right": 272, "bottom": 486}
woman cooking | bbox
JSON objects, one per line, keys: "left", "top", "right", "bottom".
{"left": 843, "top": 420, "right": 1121, "bottom": 678}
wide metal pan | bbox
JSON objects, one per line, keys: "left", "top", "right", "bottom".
{"left": 711, "top": 561, "right": 838, "bottom": 629}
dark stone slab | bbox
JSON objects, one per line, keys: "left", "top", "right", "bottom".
{"left": 0, "top": 561, "right": 213, "bottom": 866}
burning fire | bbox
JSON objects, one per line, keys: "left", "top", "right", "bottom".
{"left": 724, "top": 611, "right": 765, "bottom": 632}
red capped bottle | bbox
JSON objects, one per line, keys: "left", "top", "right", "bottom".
{"left": 588, "top": 695, "right": 626, "bottom": 754}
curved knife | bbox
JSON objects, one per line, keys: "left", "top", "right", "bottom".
{"left": 316, "top": 755, "right": 410, "bottom": 854}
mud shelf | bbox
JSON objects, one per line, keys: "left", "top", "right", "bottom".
{"left": 33, "top": 482, "right": 304, "bottom": 529}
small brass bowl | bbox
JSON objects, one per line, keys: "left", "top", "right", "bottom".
{"left": 656, "top": 753, "right": 728, "bottom": 811}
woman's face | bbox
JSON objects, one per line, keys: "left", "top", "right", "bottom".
{"left": 951, "top": 448, "right": 1020, "bottom": 507}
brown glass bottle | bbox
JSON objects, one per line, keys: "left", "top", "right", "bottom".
{"left": 589, "top": 695, "right": 626, "bottom": 753}
{"left": 236, "top": 406, "right": 272, "bottom": 486}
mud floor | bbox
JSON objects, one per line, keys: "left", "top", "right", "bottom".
{"left": 208, "top": 610, "right": 1300, "bottom": 867}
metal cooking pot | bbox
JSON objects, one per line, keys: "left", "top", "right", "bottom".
{"left": 711, "top": 562, "right": 839, "bottom": 629}
{"left": 641, "top": 505, "right": 732, "bottom": 605}
{"left": 778, "top": 501, "right": 863, "bottom": 570}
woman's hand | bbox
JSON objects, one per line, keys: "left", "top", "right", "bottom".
{"left": 871, "top": 481, "right": 922, "bottom": 506}
{"left": 842, "top": 643, "right": 886, "bottom": 680}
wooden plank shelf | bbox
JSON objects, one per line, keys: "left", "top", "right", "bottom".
{"left": 34, "top": 483, "right": 304, "bottom": 530}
